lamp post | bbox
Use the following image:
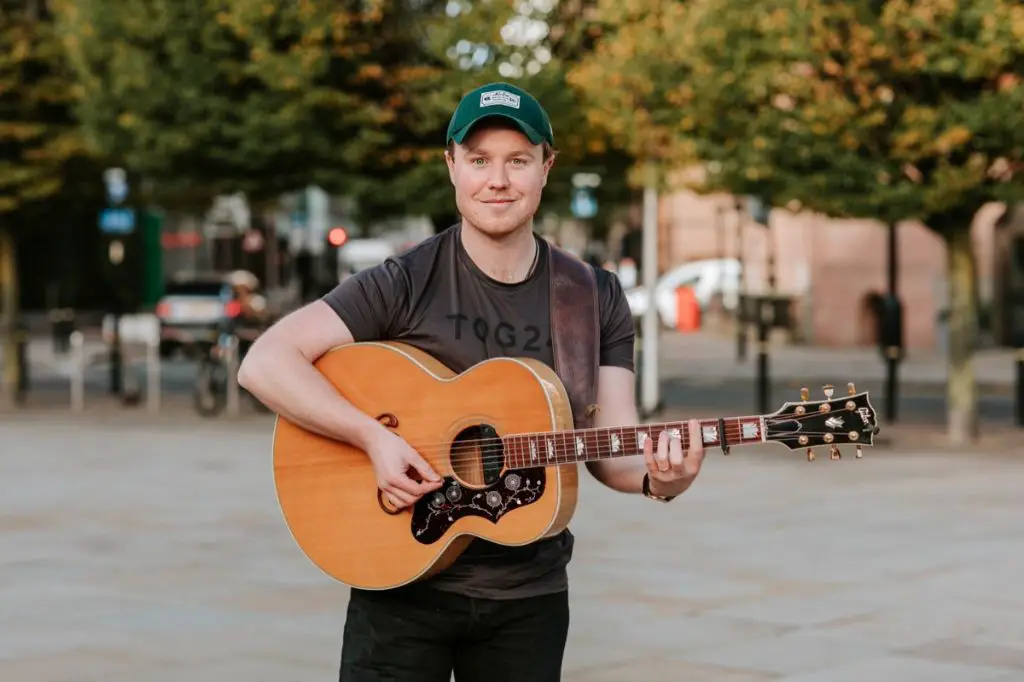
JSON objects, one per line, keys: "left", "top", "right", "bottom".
{"left": 746, "top": 196, "right": 774, "bottom": 416}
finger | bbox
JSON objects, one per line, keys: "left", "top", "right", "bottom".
{"left": 642, "top": 431, "right": 657, "bottom": 472}
{"left": 407, "top": 452, "right": 442, "bottom": 483}
{"left": 668, "top": 429, "right": 685, "bottom": 469}
{"left": 385, "top": 488, "right": 416, "bottom": 509}
{"left": 687, "top": 419, "right": 706, "bottom": 467}
{"left": 390, "top": 472, "right": 430, "bottom": 497}
{"left": 655, "top": 430, "right": 670, "bottom": 471}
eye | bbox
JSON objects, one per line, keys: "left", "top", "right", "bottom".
{"left": 471, "top": 158, "right": 487, "bottom": 166}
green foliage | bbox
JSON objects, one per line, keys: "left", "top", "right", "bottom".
{"left": 52, "top": 0, "right": 450, "bottom": 206}
{"left": 567, "top": 0, "right": 698, "bottom": 188}
{"left": 678, "top": 0, "right": 1024, "bottom": 229}
{"left": 0, "top": 0, "right": 87, "bottom": 217}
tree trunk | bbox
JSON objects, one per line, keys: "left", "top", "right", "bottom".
{"left": 0, "top": 228, "right": 20, "bottom": 408}
{"left": 944, "top": 226, "right": 978, "bottom": 445}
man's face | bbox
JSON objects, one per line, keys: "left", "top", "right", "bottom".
{"left": 446, "top": 122, "right": 554, "bottom": 238}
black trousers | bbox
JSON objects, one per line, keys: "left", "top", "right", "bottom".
{"left": 339, "top": 585, "right": 570, "bottom": 682}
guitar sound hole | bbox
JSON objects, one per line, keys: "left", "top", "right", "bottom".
{"left": 451, "top": 424, "right": 505, "bottom": 487}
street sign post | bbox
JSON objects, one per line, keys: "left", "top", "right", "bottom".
{"left": 570, "top": 172, "right": 601, "bottom": 221}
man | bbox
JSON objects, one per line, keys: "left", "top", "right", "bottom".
{"left": 238, "top": 82, "right": 705, "bottom": 681}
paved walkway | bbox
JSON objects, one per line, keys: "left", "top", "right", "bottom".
{"left": 2, "top": 415, "right": 1022, "bottom": 681}
{"left": 655, "top": 330, "right": 1018, "bottom": 391}
{"left": 10, "top": 329, "right": 1020, "bottom": 389}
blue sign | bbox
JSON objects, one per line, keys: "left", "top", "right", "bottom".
{"left": 571, "top": 188, "right": 597, "bottom": 219}
{"left": 99, "top": 208, "right": 136, "bottom": 234}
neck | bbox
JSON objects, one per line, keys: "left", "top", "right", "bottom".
{"left": 460, "top": 221, "right": 537, "bottom": 283}
{"left": 502, "top": 414, "right": 766, "bottom": 468}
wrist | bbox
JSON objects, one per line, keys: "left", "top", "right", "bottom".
{"left": 350, "top": 415, "right": 389, "bottom": 452}
{"left": 644, "top": 474, "right": 687, "bottom": 501}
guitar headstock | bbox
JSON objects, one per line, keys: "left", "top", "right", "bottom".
{"left": 764, "top": 383, "right": 880, "bottom": 461}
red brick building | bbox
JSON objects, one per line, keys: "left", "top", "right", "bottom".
{"left": 653, "top": 190, "right": 1009, "bottom": 351}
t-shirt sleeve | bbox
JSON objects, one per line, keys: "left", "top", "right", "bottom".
{"left": 321, "top": 260, "right": 410, "bottom": 341}
{"left": 596, "top": 267, "right": 636, "bottom": 371}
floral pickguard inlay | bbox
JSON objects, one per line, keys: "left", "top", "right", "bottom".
{"left": 411, "top": 468, "right": 546, "bottom": 544}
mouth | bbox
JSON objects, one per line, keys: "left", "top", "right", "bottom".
{"left": 482, "top": 198, "right": 516, "bottom": 205}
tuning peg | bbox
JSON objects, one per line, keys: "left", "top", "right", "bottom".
{"left": 829, "top": 444, "right": 841, "bottom": 460}
{"left": 800, "top": 386, "right": 809, "bottom": 401}
{"left": 847, "top": 382, "right": 856, "bottom": 395}
{"left": 854, "top": 444, "right": 864, "bottom": 459}
{"left": 823, "top": 384, "right": 835, "bottom": 399}
{"left": 806, "top": 449, "right": 816, "bottom": 462}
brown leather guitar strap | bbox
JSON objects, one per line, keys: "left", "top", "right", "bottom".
{"left": 548, "top": 245, "right": 601, "bottom": 430}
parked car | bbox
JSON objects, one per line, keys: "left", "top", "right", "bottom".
{"left": 337, "top": 238, "right": 398, "bottom": 280}
{"left": 154, "top": 271, "right": 268, "bottom": 359}
{"left": 625, "top": 258, "right": 742, "bottom": 328}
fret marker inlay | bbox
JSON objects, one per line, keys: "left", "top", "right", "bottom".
{"left": 546, "top": 438, "right": 555, "bottom": 461}
{"left": 742, "top": 422, "right": 759, "bottom": 440}
{"left": 529, "top": 439, "right": 538, "bottom": 462}
{"left": 702, "top": 425, "right": 718, "bottom": 444}
{"left": 610, "top": 433, "right": 621, "bottom": 454}
{"left": 575, "top": 436, "right": 585, "bottom": 458}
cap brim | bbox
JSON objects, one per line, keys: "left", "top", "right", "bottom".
{"left": 450, "top": 113, "right": 546, "bottom": 145}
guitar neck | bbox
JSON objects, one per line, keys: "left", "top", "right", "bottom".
{"left": 503, "top": 415, "right": 766, "bottom": 469}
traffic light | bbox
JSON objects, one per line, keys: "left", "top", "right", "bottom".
{"left": 327, "top": 227, "right": 348, "bottom": 248}
{"left": 322, "top": 227, "right": 349, "bottom": 287}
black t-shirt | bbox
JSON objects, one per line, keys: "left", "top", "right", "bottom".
{"left": 322, "top": 224, "right": 635, "bottom": 599}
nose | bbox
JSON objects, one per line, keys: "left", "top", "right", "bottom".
{"left": 487, "top": 164, "right": 510, "bottom": 190}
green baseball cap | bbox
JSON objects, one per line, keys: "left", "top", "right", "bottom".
{"left": 446, "top": 82, "right": 554, "bottom": 147}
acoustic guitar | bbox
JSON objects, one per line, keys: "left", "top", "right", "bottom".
{"left": 272, "top": 341, "right": 880, "bottom": 590}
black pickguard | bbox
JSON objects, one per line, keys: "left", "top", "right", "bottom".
{"left": 411, "top": 468, "right": 546, "bottom": 545}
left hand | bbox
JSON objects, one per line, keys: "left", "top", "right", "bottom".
{"left": 642, "top": 419, "right": 705, "bottom": 498}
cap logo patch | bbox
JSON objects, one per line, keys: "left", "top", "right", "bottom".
{"left": 479, "top": 90, "right": 521, "bottom": 109}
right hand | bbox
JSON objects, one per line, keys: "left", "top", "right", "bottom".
{"left": 365, "top": 427, "right": 443, "bottom": 510}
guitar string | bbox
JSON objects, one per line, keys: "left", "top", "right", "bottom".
{"left": 290, "top": 421, "right": 872, "bottom": 471}
{"left": 284, "top": 408, "right": 872, "bottom": 463}
{"left": 287, "top": 406, "right": 858, "bottom": 454}
{"left": 441, "top": 428, "right": 867, "bottom": 470}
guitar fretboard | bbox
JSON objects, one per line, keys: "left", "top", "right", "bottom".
{"left": 502, "top": 417, "right": 765, "bottom": 469}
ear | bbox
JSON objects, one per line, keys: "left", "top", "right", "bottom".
{"left": 445, "top": 147, "right": 457, "bottom": 185}
{"left": 541, "top": 151, "right": 556, "bottom": 188}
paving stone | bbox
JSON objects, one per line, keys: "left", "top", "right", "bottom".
{"left": 679, "top": 630, "right": 882, "bottom": 677}
{"left": 2, "top": 418, "right": 1023, "bottom": 681}
{"left": 776, "top": 654, "right": 1011, "bottom": 682}
{"left": 565, "top": 657, "right": 781, "bottom": 681}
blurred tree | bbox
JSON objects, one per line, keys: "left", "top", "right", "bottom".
{"left": 400, "top": 0, "right": 636, "bottom": 237}
{"left": 566, "top": 0, "right": 697, "bottom": 191}
{"left": 0, "top": 0, "right": 91, "bottom": 404}
{"left": 52, "top": 0, "right": 451, "bottom": 210}
{"left": 675, "top": 0, "right": 1024, "bottom": 444}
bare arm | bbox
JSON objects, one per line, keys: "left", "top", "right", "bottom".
{"left": 585, "top": 366, "right": 648, "bottom": 494}
{"left": 586, "top": 366, "right": 704, "bottom": 498}
{"left": 237, "top": 300, "right": 383, "bottom": 449}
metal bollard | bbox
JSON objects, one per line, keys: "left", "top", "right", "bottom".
{"left": 225, "top": 336, "right": 240, "bottom": 417}
{"left": 146, "top": 337, "right": 160, "bottom": 414}
{"left": 69, "top": 331, "right": 84, "bottom": 413}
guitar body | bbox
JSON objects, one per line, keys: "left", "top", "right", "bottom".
{"left": 272, "top": 342, "right": 579, "bottom": 590}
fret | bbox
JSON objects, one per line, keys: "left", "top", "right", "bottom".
{"left": 500, "top": 414, "right": 769, "bottom": 472}
{"left": 583, "top": 429, "right": 599, "bottom": 461}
